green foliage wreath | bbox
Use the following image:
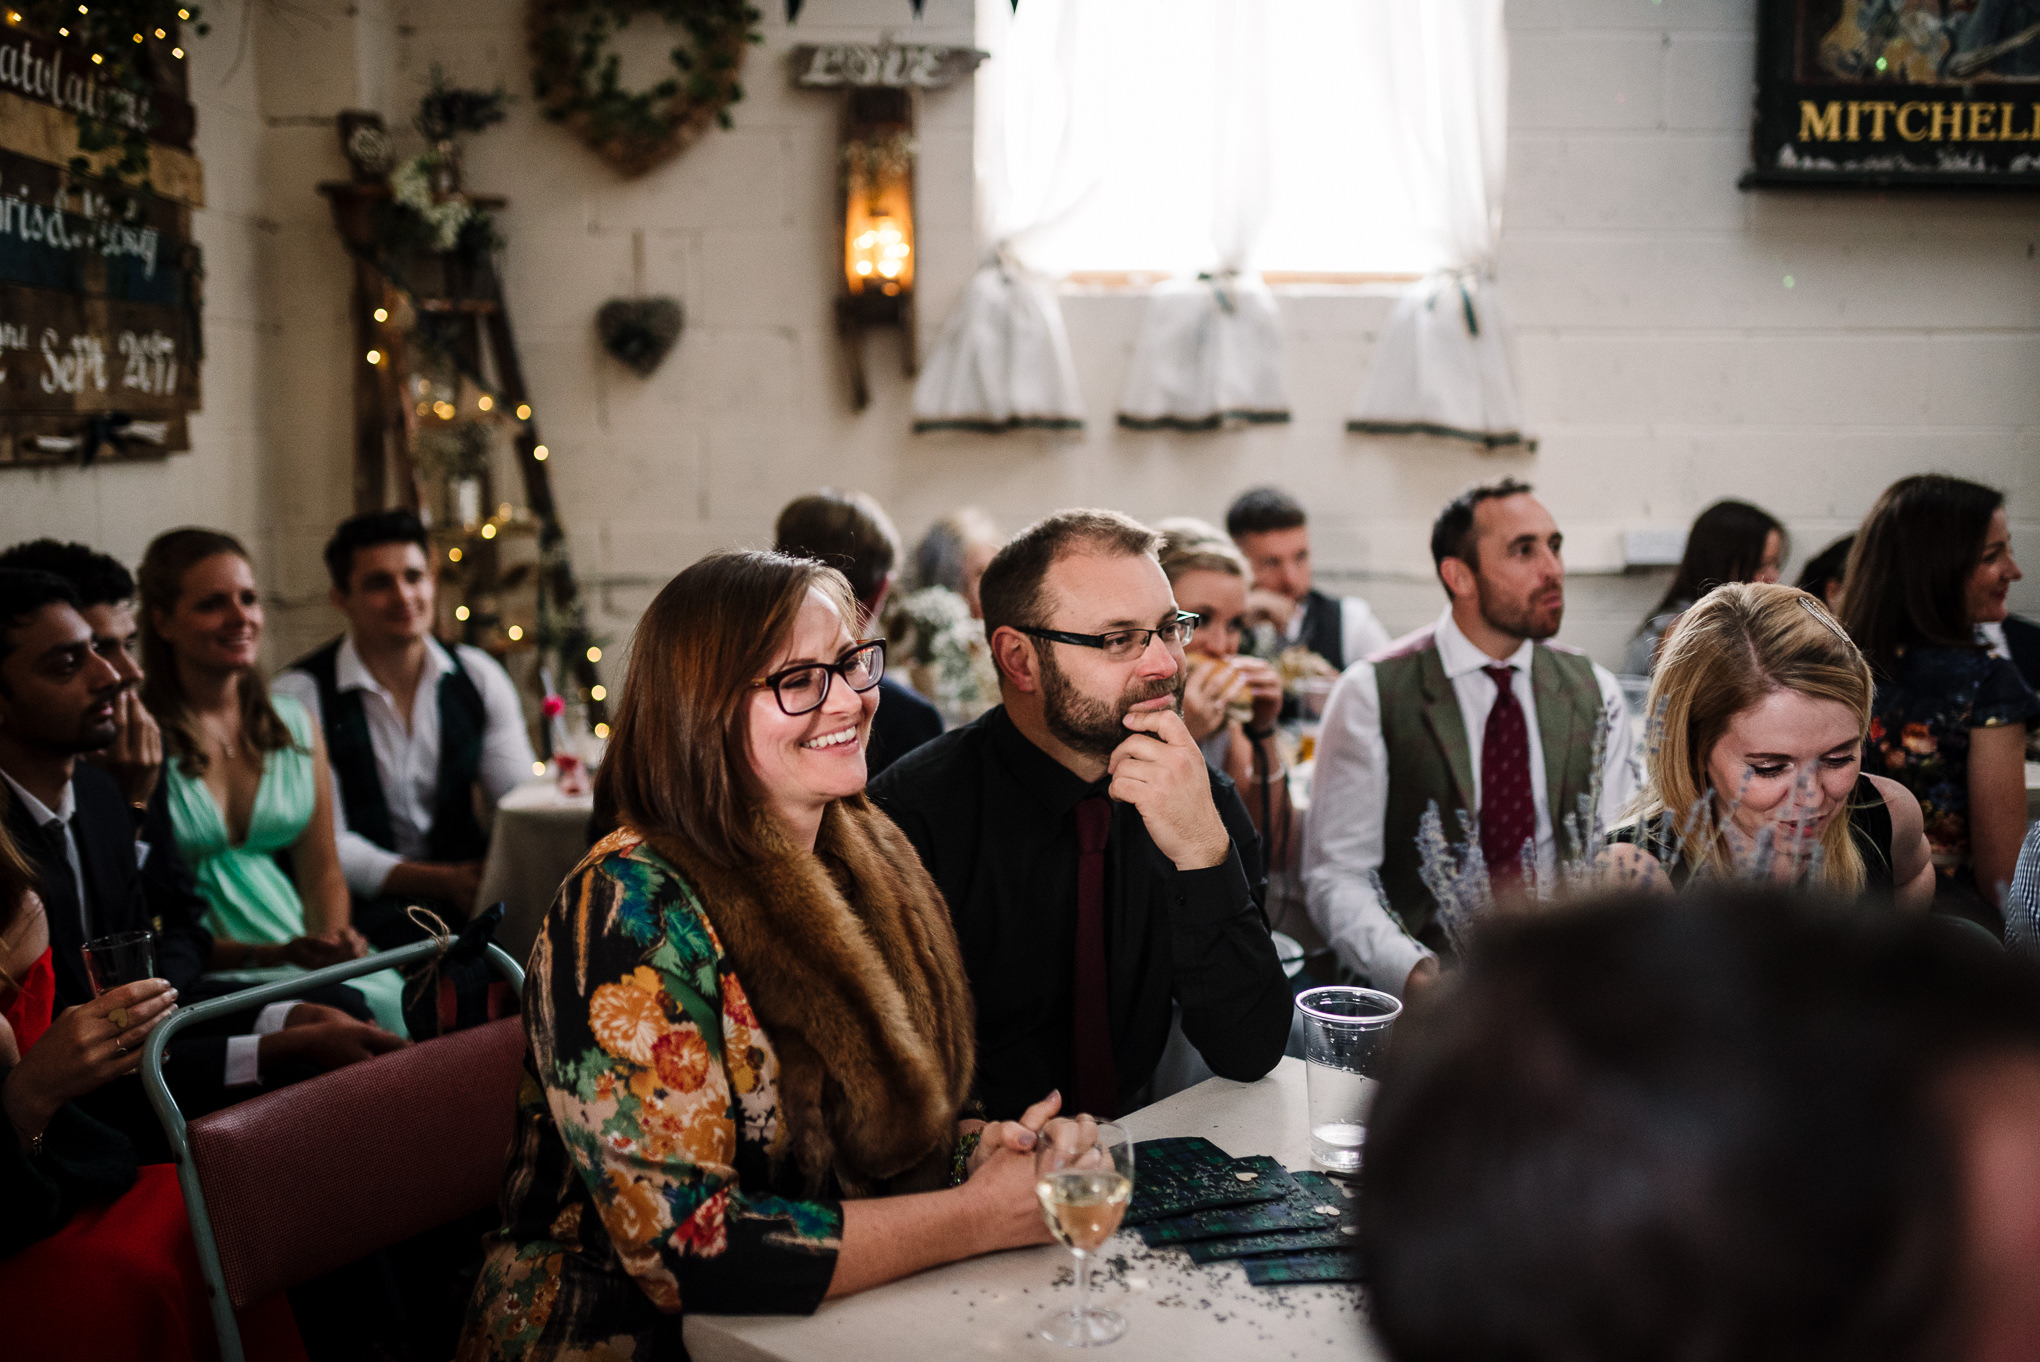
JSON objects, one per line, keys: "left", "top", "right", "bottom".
{"left": 527, "top": 0, "right": 761, "bottom": 178}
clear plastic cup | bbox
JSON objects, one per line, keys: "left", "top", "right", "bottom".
{"left": 1295, "top": 985, "right": 1400, "bottom": 1173}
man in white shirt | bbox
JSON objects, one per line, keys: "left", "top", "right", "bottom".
{"left": 1225, "top": 486, "right": 1393, "bottom": 673}
{"left": 1301, "top": 479, "right": 1635, "bottom": 1002}
{"left": 273, "top": 511, "right": 534, "bottom": 949}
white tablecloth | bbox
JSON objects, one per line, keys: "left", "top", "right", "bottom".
{"left": 478, "top": 777, "right": 595, "bottom": 965}
{"left": 684, "top": 1057, "right": 1376, "bottom": 1362}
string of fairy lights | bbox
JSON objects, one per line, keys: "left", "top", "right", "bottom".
{"left": 360, "top": 303, "right": 609, "bottom": 744}
{"left": 10, "top": 5, "right": 192, "bottom": 62}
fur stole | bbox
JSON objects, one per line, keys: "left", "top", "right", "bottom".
{"left": 646, "top": 797, "right": 974, "bottom": 1198}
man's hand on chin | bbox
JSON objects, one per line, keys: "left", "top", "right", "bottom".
{"left": 83, "top": 689, "right": 163, "bottom": 809}
{"left": 1108, "top": 708, "right": 1231, "bottom": 872}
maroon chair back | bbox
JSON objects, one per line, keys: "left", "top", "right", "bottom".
{"left": 185, "top": 1016, "right": 527, "bottom": 1309}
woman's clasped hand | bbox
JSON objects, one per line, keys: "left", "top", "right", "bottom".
{"left": 958, "top": 1090, "right": 1073, "bottom": 1251}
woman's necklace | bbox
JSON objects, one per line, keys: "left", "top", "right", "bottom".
{"left": 200, "top": 712, "right": 241, "bottom": 761}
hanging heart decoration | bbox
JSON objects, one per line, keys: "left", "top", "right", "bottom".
{"left": 529, "top": 0, "right": 762, "bottom": 178}
{"left": 596, "top": 296, "right": 686, "bottom": 375}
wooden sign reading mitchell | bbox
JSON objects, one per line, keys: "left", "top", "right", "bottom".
{"left": 1798, "top": 98, "right": 2040, "bottom": 143}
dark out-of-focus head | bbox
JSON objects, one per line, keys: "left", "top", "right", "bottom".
{"left": 0, "top": 568, "right": 82, "bottom": 671}
{"left": 1361, "top": 888, "right": 2040, "bottom": 1362}
{"left": 1653, "top": 499, "right": 1788, "bottom": 617}
{"left": 1796, "top": 533, "right": 1855, "bottom": 610}
{"left": 323, "top": 509, "right": 432, "bottom": 593}
{"left": 1841, "top": 474, "right": 2005, "bottom": 673}
{"left": 0, "top": 540, "right": 135, "bottom": 608}
{"left": 774, "top": 489, "right": 901, "bottom": 611}
{"left": 911, "top": 507, "right": 1000, "bottom": 597}
{"left": 1224, "top": 486, "right": 1307, "bottom": 539}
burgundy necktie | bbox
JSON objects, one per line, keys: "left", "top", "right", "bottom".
{"left": 1072, "top": 795, "right": 1118, "bottom": 1118}
{"left": 1479, "top": 665, "right": 1536, "bottom": 892}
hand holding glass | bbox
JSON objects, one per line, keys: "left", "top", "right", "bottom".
{"left": 83, "top": 930, "right": 157, "bottom": 1027}
{"left": 1035, "top": 1118, "right": 1135, "bottom": 1348}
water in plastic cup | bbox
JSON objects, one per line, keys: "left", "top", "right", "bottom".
{"left": 1295, "top": 985, "right": 1400, "bottom": 1173}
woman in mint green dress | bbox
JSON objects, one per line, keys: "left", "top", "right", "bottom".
{"left": 137, "top": 530, "right": 409, "bottom": 1036}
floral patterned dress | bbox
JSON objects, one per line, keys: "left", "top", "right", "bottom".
{"left": 1863, "top": 642, "right": 2040, "bottom": 918}
{"left": 458, "top": 831, "right": 843, "bottom": 1361}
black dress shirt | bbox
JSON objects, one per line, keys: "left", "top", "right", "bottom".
{"left": 869, "top": 706, "right": 1292, "bottom": 1119}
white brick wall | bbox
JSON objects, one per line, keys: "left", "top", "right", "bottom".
{"left": 1500, "top": 0, "right": 2040, "bottom": 663}
{"left": 3, "top": 0, "right": 2033, "bottom": 681}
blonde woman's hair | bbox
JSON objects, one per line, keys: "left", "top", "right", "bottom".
{"left": 1640, "top": 581, "right": 1874, "bottom": 893}
{"left": 1154, "top": 517, "right": 1249, "bottom": 584}
{"left": 138, "top": 528, "right": 299, "bottom": 777}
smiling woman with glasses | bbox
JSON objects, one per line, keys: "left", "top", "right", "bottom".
{"left": 751, "top": 639, "right": 888, "bottom": 715}
{"left": 462, "top": 549, "right": 1064, "bottom": 1360}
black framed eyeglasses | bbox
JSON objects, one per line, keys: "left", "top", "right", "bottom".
{"left": 750, "top": 639, "right": 887, "bottom": 716}
{"left": 1015, "top": 612, "right": 1202, "bottom": 663}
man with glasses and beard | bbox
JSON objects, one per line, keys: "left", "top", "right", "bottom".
{"left": 1301, "top": 479, "right": 1634, "bottom": 1004}
{"left": 870, "top": 510, "right": 1291, "bottom": 1121}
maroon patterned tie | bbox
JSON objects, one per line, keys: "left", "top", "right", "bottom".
{"left": 1479, "top": 665, "right": 1536, "bottom": 891}
{"left": 1072, "top": 795, "right": 1118, "bottom": 1118}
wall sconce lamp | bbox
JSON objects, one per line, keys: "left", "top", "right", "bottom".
{"left": 837, "top": 88, "right": 915, "bottom": 409}
{"left": 794, "top": 41, "right": 984, "bottom": 411}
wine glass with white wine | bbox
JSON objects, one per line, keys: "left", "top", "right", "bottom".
{"left": 1034, "top": 1117, "right": 1135, "bottom": 1348}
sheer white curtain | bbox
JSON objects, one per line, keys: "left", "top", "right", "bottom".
{"left": 1347, "top": 0, "right": 1528, "bottom": 450}
{"left": 1116, "top": 0, "right": 1288, "bottom": 431}
{"left": 911, "top": 0, "right": 1087, "bottom": 434}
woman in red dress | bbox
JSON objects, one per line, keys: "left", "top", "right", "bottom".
{"left": 0, "top": 798, "right": 306, "bottom": 1361}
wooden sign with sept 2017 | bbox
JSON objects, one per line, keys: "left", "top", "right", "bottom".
{"left": 0, "top": 21, "right": 204, "bottom": 468}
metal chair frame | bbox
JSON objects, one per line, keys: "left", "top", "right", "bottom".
{"left": 141, "top": 939, "right": 526, "bottom": 1362}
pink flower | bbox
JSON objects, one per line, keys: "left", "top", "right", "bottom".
{"left": 541, "top": 694, "right": 565, "bottom": 718}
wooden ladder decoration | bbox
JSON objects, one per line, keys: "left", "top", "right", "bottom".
{"left": 319, "top": 178, "right": 606, "bottom": 747}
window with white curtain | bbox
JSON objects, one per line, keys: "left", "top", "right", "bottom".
{"left": 986, "top": 0, "right": 1457, "bottom": 280}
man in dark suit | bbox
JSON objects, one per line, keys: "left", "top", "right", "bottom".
{"left": 0, "top": 565, "right": 400, "bottom": 1157}
{"left": 774, "top": 489, "right": 943, "bottom": 776}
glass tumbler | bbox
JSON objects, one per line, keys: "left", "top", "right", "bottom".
{"left": 1295, "top": 985, "right": 1400, "bottom": 1173}
{"left": 82, "top": 929, "right": 157, "bottom": 1028}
